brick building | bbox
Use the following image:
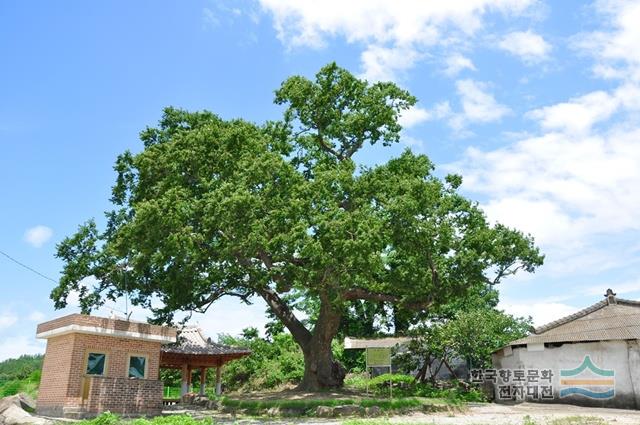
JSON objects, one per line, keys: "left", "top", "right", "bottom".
{"left": 36, "top": 314, "right": 177, "bottom": 418}
{"left": 35, "top": 314, "right": 250, "bottom": 419}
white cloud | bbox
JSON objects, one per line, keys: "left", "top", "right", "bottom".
{"left": 400, "top": 135, "right": 427, "bottom": 151}
{"left": 0, "top": 336, "right": 45, "bottom": 362}
{"left": 202, "top": 7, "right": 220, "bottom": 28}
{"left": 360, "top": 45, "right": 422, "bottom": 82}
{"left": 187, "top": 297, "right": 270, "bottom": 339}
{"left": 574, "top": 0, "right": 640, "bottom": 81}
{"left": 0, "top": 312, "right": 18, "bottom": 330}
{"left": 454, "top": 77, "right": 640, "bottom": 274}
{"left": 526, "top": 89, "right": 628, "bottom": 135}
{"left": 446, "top": 79, "right": 510, "bottom": 132}
{"left": 498, "top": 30, "right": 551, "bottom": 64}
{"left": 398, "top": 106, "right": 431, "bottom": 128}
{"left": 457, "top": 79, "right": 511, "bottom": 122}
{"left": 28, "top": 311, "right": 46, "bottom": 322}
{"left": 258, "top": 0, "right": 536, "bottom": 80}
{"left": 460, "top": 126, "right": 640, "bottom": 240}
{"left": 443, "top": 53, "right": 476, "bottom": 76}
{"left": 500, "top": 300, "right": 578, "bottom": 327}
{"left": 23, "top": 225, "right": 53, "bottom": 248}
{"left": 585, "top": 280, "right": 640, "bottom": 297}
{"left": 455, "top": 3, "right": 640, "bottom": 268}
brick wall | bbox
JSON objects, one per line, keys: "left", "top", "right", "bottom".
{"left": 36, "top": 333, "right": 76, "bottom": 417}
{"left": 37, "top": 330, "right": 165, "bottom": 418}
{"left": 84, "top": 376, "right": 163, "bottom": 417}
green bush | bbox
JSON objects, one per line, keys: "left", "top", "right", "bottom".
{"left": 219, "top": 396, "right": 428, "bottom": 413}
{"left": 132, "top": 415, "right": 212, "bottom": 425}
{"left": 369, "top": 373, "right": 415, "bottom": 388}
{"left": 0, "top": 355, "right": 43, "bottom": 382}
{"left": 81, "top": 412, "right": 121, "bottom": 425}
{"left": 80, "top": 413, "right": 213, "bottom": 425}
{"left": 216, "top": 331, "right": 304, "bottom": 391}
{"left": 344, "top": 373, "right": 486, "bottom": 402}
{"left": 0, "top": 355, "right": 44, "bottom": 398}
{"left": 0, "top": 380, "right": 22, "bottom": 397}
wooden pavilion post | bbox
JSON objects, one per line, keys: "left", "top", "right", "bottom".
{"left": 199, "top": 367, "right": 206, "bottom": 396}
{"left": 180, "top": 364, "right": 189, "bottom": 396}
{"left": 215, "top": 363, "right": 223, "bottom": 396}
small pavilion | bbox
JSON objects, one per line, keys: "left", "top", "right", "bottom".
{"left": 160, "top": 327, "right": 250, "bottom": 396}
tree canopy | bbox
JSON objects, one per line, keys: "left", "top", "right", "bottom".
{"left": 53, "top": 63, "right": 543, "bottom": 390}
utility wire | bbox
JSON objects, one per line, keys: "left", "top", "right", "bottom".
{"left": 0, "top": 249, "right": 58, "bottom": 283}
{"left": 0, "top": 248, "right": 130, "bottom": 317}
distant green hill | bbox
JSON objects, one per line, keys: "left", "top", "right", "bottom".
{"left": 0, "top": 354, "right": 43, "bottom": 397}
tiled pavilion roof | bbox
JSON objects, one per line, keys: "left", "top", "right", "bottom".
{"left": 160, "top": 327, "right": 250, "bottom": 368}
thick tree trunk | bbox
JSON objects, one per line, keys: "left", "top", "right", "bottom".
{"left": 298, "top": 335, "right": 346, "bottom": 390}
{"left": 297, "top": 291, "right": 346, "bottom": 390}
{"left": 258, "top": 286, "right": 346, "bottom": 390}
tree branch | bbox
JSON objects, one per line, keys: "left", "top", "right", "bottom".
{"left": 343, "top": 287, "right": 400, "bottom": 303}
{"left": 343, "top": 287, "right": 434, "bottom": 310}
{"left": 257, "top": 285, "right": 312, "bottom": 346}
{"left": 315, "top": 134, "right": 342, "bottom": 159}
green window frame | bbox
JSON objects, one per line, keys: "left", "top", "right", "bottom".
{"left": 128, "top": 355, "right": 147, "bottom": 378}
{"left": 86, "top": 352, "right": 107, "bottom": 376}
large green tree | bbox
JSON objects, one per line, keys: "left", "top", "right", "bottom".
{"left": 52, "top": 63, "right": 543, "bottom": 390}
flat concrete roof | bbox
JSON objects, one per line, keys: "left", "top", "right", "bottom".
{"left": 36, "top": 313, "right": 177, "bottom": 344}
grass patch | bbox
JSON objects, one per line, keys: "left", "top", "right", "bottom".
{"left": 344, "top": 373, "right": 486, "bottom": 403}
{"left": 0, "top": 377, "right": 39, "bottom": 398}
{"left": 221, "top": 396, "right": 354, "bottom": 410}
{"left": 77, "top": 413, "right": 213, "bottom": 425}
{"left": 219, "top": 395, "right": 451, "bottom": 416}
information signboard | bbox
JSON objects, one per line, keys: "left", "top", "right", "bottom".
{"left": 366, "top": 347, "right": 391, "bottom": 367}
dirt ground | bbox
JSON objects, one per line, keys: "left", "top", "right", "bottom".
{"left": 385, "top": 402, "right": 640, "bottom": 424}
{"left": 197, "top": 403, "right": 640, "bottom": 424}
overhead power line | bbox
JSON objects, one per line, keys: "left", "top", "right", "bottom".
{"left": 0, "top": 249, "right": 58, "bottom": 283}
{"left": 0, "top": 248, "right": 132, "bottom": 318}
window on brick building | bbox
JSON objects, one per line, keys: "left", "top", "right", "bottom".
{"left": 128, "top": 355, "right": 147, "bottom": 378}
{"left": 86, "top": 352, "right": 106, "bottom": 375}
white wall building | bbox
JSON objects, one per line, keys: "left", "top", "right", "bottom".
{"left": 492, "top": 289, "right": 640, "bottom": 409}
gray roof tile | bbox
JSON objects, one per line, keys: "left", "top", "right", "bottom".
{"left": 508, "top": 295, "right": 640, "bottom": 346}
{"left": 161, "top": 327, "right": 251, "bottom": 356}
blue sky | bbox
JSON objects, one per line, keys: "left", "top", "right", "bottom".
{"left": 2, "top": 0, "right": 640, "bottom": 360}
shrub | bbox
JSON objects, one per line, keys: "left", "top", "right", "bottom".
{"left": 83, "top": 412, "right": 121, "bottom": 425}
{"left": 81, "top": 413, "right": 213, "bottom": 425}
{"left": 344, "top": 373, "right": 486, "bottom": 402}
{"left": 216, "top": 331, "right": 304, "bottom": 391}
{"left": 0, "top": 380, "right": 22, "bottom": 397}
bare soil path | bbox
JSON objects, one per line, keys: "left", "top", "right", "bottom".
{"left": 181, "top": 403, "right": 640, "bottom": 424}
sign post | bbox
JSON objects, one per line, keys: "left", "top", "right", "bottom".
{"left": 365, "top": 347, "right": 393, "bottom": 398}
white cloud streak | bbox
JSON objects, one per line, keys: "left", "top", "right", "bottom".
{"left": 0, "top": 336, "right": 45, "bottom": 362}
{"left": 450, "top": 1, "right": 640, "bottom": 278}
{"left": 23, "top": 225, "right": 53, "bottom": 248}
{"left": 0, "top": 312, "right": 18, "bottom": 330}
{"left": 574, "top": 0, "right": 640, "bottom": 81}
{"left": 498, "top": 30, "right": 551, "bottom": 64}
{"left": 443, "top": 53, "right": 476, "bottom": 76}
{"left": 258, "top": 0, "right": 536, "bottom": 81}
{"left": 444, "top": 80, "right": 511, "bottom": 133}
